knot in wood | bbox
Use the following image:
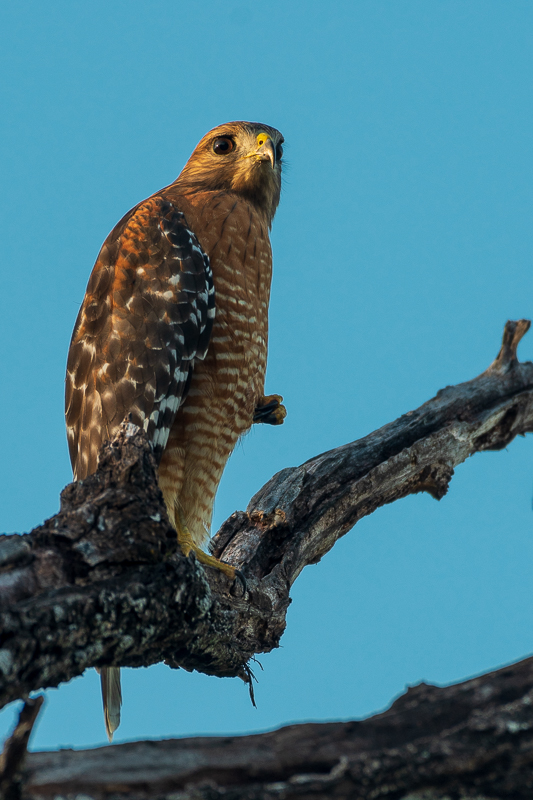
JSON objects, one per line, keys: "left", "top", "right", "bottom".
{"left": 249, "top": 508, "right": 287, "bottom": 530}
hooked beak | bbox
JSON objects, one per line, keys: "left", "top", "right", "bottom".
{"left": 255, "top": 137, "right": 276, "bottom": 168}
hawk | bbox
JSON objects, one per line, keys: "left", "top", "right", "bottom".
{"left": 65, "top": 121, "right": 286, "bottom": 740}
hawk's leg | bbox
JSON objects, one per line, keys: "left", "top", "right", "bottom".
{"left": 253, "top": 394, "right": 287, "bottom": 425}
{"left": 176, "top": 510, "right": 245, "bottom": 589}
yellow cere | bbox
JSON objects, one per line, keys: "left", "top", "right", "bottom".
{"left": 256, "top": 133, "right": 270, "bottom": 147}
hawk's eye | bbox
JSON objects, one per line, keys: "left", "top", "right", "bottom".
{"left": 275, "top": 143, "right": 283, "bottom": 161}
{"left": 213, "top": 137, "right": 234, "bottom": 155}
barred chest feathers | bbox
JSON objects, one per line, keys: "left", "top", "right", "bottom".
{"left": 157, "top": 190, "right": 273, "bottom": 545}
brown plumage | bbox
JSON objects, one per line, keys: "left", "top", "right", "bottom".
{"left": 65, "top": 121, "right": 285, "bottom": 740}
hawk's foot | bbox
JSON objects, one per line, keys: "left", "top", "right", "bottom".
{"left": 176, "top": 511, "right": 245, "bottom": 590}
{"left": 253, "top": 394, "right": 287, "bottom": 425}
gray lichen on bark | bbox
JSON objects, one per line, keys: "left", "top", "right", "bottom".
{"left": 2, "top": 321, "right": 533, "bottom": 798}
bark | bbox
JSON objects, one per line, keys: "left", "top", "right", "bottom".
{"left": 21, "top": 655, "right": 533, "bottom": 799}
{"left": 1, "top": 320, "right": 533, "bottom": 710}
{"left": 2, "top": 319, "right": 533, "bottom": 796}
{"left": 0, "top": 698, "right": 43, "bottom": 800}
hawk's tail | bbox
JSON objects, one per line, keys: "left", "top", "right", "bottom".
{"left": 100, "top": 666, "right": 122, "bottom": 741}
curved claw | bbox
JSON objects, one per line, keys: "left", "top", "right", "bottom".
{"left": 232, "top": 568, "right": 247, "bottom": 596}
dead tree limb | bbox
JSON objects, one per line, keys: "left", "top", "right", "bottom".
{"left": 22, "top": 656, "right": 533, "bottom": 799}
{"left": 1, "top": 320, "right": 533, "bottom": 710}
{"left": 0, "top": 697, "right": 43, "bottom": 800}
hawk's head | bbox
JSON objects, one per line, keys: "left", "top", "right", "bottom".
{"left": 175, "top": 121, "right": 283, "bottom": 226}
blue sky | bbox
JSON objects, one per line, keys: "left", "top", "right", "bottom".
{"left": 1, "top": 0, "right": 533, "bottom": 749}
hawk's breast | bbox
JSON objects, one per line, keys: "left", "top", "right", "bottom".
{"left": 157, "top": 191, "right": 273, "bottom": 544}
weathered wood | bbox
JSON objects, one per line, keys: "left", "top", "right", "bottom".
{"left": 0, "top": 697, "right": 43, "bottom": 800}
{"left": 22, "top": 655, "right": 533, "bottom": 799}
{"left": 1, "top": 321, "right": 533, "bottom": 711}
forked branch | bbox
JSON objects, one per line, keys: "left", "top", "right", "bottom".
{"left": 1, "top": 320, "right": 533, "bottom": 709}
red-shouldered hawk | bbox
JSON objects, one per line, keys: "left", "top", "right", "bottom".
{"left": 65, "top": 121, "right": 286, "bottom": 740}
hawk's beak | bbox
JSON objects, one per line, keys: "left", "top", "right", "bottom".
{"left": 255, "top": 138, "right": 276, "bottom": 169}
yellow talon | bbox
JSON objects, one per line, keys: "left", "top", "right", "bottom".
{"left": 253, "top": 393, "right": 287, "bottom": 426}
{"left": 176, "top": 510, "right": 241, "bottom": 583}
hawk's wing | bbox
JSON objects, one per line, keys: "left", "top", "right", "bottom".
{"left": 65, "top": 196, "right": 215, "bottom": 480}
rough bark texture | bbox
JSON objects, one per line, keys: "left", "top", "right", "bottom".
{"left": 21, "top": 655, "right": 533, "bottom": 799}
{"left": 2, "top": 320, "right": 533, "bottom": 797}
{"left": 0, "top": 698, "right": 43, "bottom": 800}
{"left": 1, "top": 321, "right": 533, "bottom": 710}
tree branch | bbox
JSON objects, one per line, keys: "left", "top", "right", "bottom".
{"left": 22, "top": 656, "right": 533, "bottom": 799}
{"left": 0, "top": 697, "right": 43, "bottom": 800}
{"left": 1, "top": 320, "right": 533, "bottom": 709}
